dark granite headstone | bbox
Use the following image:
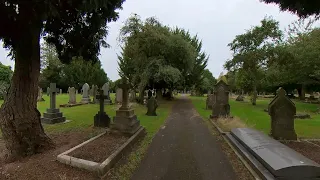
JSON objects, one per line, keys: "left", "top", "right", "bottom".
{"left": 231, "top": 128, "right": 320, "bottom": 180}
{"left": 146, "top": 96, "right": 158, "bottom": 116}
{"left": 268, "top": 87, "right": 297, "bottom": 140}
{"left": 210, "top": 80, "right": 230, "bottom": 118}
{"left": 94, "top": 90, "right": 110, "bottom": 127}
{"left": 41, "top": 83, "right": 66, "bottom": 124}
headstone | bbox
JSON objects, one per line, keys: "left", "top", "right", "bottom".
{"left": 37, "top": 86, "right": 45, "bottom": 101}
{"left": 68, "top": 87, "right": 76, "bottom": 104}
{"left": 268, "top": 87, "right": 297, "bottom": 140}
{"left": 47, "top": 87, "right": 50, "bottom": 96}
{"left": 102, "top": 83, "right": 112, "bottom": 104}
{"left": 81, "top": 83, "right": 91, "bottom": 103}
{"left": 210, "top": 80, "right": 230, "bottom": 118}
{"left": 59, "top": 89, "right": 62, "bottom": 94}
{"left": 146, "top": 96, "right": 158, "bottom": 116}
{"left": 236, "top": 95, "right": 244, "bottom": 101}
{"left": 230, "top": 128, "right": 320, "bottom": 179}
{"left": 206, "top": 94, "right": 214, "bottom": 110}
{"left": 94, "top": 90, "right": 111, "bottom": 127}
{"left": 41, "top": 83, "right": 66, "bottom": 124}
{"left": 115, "top": 88, "right": 123, "bottom": 103}
{"left": 112, "top": 78, "right": 141, "bottom": 134}
{"left": 129, "top": 89, "right": 136, "bottom": 102}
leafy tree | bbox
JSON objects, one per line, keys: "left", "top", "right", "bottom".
{"left": 260, "top": 0, "right": 320, "bottom": 17}
{"left": 0, "top": 63, "right": 13, "bottom": 99}
{"left": 0, "top": 0, "right": 124, "bottom": 161}
{"left": 225, "top": 17, "right": 282, "bottom": 105}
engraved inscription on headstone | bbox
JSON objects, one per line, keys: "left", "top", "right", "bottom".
{"left": 210, "top": 80, "right": 230, "bottom": 118}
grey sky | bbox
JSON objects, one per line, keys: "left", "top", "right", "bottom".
{"left": 0, "top": 0, "right": 299, "bottom": 80}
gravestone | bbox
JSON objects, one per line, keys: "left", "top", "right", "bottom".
{"left": 94, "top": 90, "right": 111, "bottom": 127}
{"left": 111, "top": 78, "right": 141, "bottom": 134}
{"left": 102, "top": 83, "right": 112, "bottom": 104}
{"left": 115, "top": 88, "right": 123, "bottom": 103}
{"left": 230, "top": 128, "right": 320, "bottom": 180}
{"left": 91, "top": 85, "right": 98, "bottom": 104}
{"left": 68, "top": 87, "right": 76, "bottom": 104}
{"left": 47, "top": 87, "right": 50, "bottom": 96}
{"left": 37, "top": 86, "right": 45, "bottom": 101}
{"left": 268, "top": 87, "right": 297, "bottom": 140}
{"left": 59, "top": 89, "right": 62, "bottom": 94}
{"left": 41, "top": 83, "right": 66, "bottom": 124}
{"left": 206, "top": 94, "right": 214, "bottom": 110}
{"left": 210, "top": 80, "right": 230, "bottom": 118}
{"left": 81, "top": 83, "right": 91, "bottom": 103}
{"left": 129, "top": 89, "right": 136, "bottom": 102}
{"left": 236, "top": 95, "right": 244, "bottom": 101}
{"left": 146, "top": 96, "right": 158, "bottom": 116}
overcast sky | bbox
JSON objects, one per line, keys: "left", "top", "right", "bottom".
{"left": 0, "top": 0, "right": 300, "bottom": 80}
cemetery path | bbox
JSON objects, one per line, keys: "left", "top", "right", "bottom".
{"left": 131, "top": 96, "right": 237, "bottom": 180}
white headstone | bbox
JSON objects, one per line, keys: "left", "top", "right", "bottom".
{"left": 82, "top": 83, "right": 90, "bottom": 98}
{"left": 102, "top": 83, "right": 110, "bottom": 98}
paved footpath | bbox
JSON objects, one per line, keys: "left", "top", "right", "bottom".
{"left": 131, "top": 96, "right": 237, "bottom": 180}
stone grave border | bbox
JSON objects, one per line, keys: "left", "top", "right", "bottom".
{"left": 209, "top": 119, "right": 262, "bottom": 179}
{"left": 57, "top": 126, "right": 145, "bottom": 176}
{"left": 59, "top": 102, "right": 90, "bottom": 108}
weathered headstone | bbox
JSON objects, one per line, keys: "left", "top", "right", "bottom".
{"left": 268, "top": 87, "right": 297, "bottom": 140}
{"left": 94, "top": 90, "right": 111, "bottom": 127}
{"left": 210, "top": 80, "right": 230, "bottom": 118}
{"left": 37, "top": 86, "right": 45, "bottom": 101}
{"left": 102, "top": 83, "right": 112, "bottom": 104}
{"left": 129, "top": 89, "right": 136, "bottom": 102}
{"left": 59, "top": 89, "right": 62, "bottom": 94}
{"left": 81, "top": 83, "right": 91, "bottom": 103}
{"left": 112, "top": 78, "right": 141, "bottom": 134}
{"left": 68, "top": 87, "right": 76, "bottom": 104}
{"left": 146, "top": 96, "right": 158, "bottom": 116}
{"left": 115, "top": 88, "right": 123, "bottom": 103}
{"left": 236, "top": 95, "right": 244, "bottom": 101}
{"left": 41, "top": 83, "right": 66, "bottom": 124}
{"left": 206, "top": 94, "right": 214, "bottom": 110}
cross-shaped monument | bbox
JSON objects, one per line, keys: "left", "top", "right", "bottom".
{"left": 94, "top": 89, "right": 111, "bottom": 127}
{"left": 41, "top": 83, "right": 66, "bottom": 124}
{"left": 111, "top": 78, "right": 141, "bottom": 134}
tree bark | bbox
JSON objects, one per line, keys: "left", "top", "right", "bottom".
{"left": 298, "top": 84, "right": 306, "bottom": 100}
{"left": 0, "top": 24, "right": 53, "bottom": 162}
{"left": 251, "top": 85, "right": 257, "bottom": 106}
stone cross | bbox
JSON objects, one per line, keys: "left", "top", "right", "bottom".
{"left": 268, "top": 87, "right": 297, "bottom": 140}
{"left": 48, "top": 83, "right": 59, "bottom": 109}
{"left": 91, "top": 85, "right": 98, "bottom": 103}
{"left": 94, "top": 89, "right": 110, "bottom": 127}
{"left": 210, "top": 80, "right": 230, "bottom": 118}
{"left": 119, "top": 78, "right": 130, "bottom": 110}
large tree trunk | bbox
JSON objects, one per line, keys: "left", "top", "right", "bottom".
{"left": 251, "top": 85, "right": 257, "bottom": 106}
{"left": 298, "top": 84, "right": 306, "bottom": 100}
{"left": 0, "top": 24, "right": 53, "bottom": 162}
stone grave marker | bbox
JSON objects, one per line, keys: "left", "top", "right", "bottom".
{"left": 129, "top": 89, "right": 136, "bottom": 102}
{"left": 81, "top": 83, "right": 91, "bottom": 103}
{"left": 41, "top": 83, "right": 66, "bottom": 124}
{"left": 91, "top": 85, "right": 98, "bottom": 104}
{"left": 37, "top": 86, "right": 45, "bottom": 101}
{"left": 102, "top": 83, "right": 112, "bottom": 104}
{"left": 115, "top": 88, "right": 123, "bottom": 103}
{"left": 206, "top": 94, "right": 214, "bottom": 110}
{"left": 268, "top": 87, "right": 297, "bottom": 140}
{"left": 94, "top": 89, "right": 111, "bottom": 127}
{"left": 210, "top": 80, "right": 230, "bottom": 118}
{"left": 146, "top": 96, "right": 158, "bottom": 116}
{"left": 59, "top": 89, "right": 62, "bottom": 94}
{"left": 112, "top": 78, "right": 141, "bottom": 134}
{"left": 68, "top": 87, "right": 76, "bottom": 104}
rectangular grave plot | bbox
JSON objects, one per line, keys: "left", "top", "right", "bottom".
{"left": 231, "top": 128, "right": 320, "bottom": 179}
{"left": 68, "top": 133, "right": 129, "bottom": 163}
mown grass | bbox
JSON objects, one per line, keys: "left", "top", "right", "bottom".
{"left": 190, "top": 96, "right": 320, "bottom": 138}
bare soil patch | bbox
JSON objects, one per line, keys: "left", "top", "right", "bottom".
{"left": 282, "top": 141, "right": 320, "bottom": 164}
{"left": 0, "top": 128, "right": 104, "bottom": 180}
{"left": 311, "top": 140, "right": 320, "bottom": 147}
{"left": 69, "top": 133, "right": 129, "bottom": 163}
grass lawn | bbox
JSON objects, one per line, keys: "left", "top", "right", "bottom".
{"left": 190, "top": 96, "right": 320, "bottom": 139}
